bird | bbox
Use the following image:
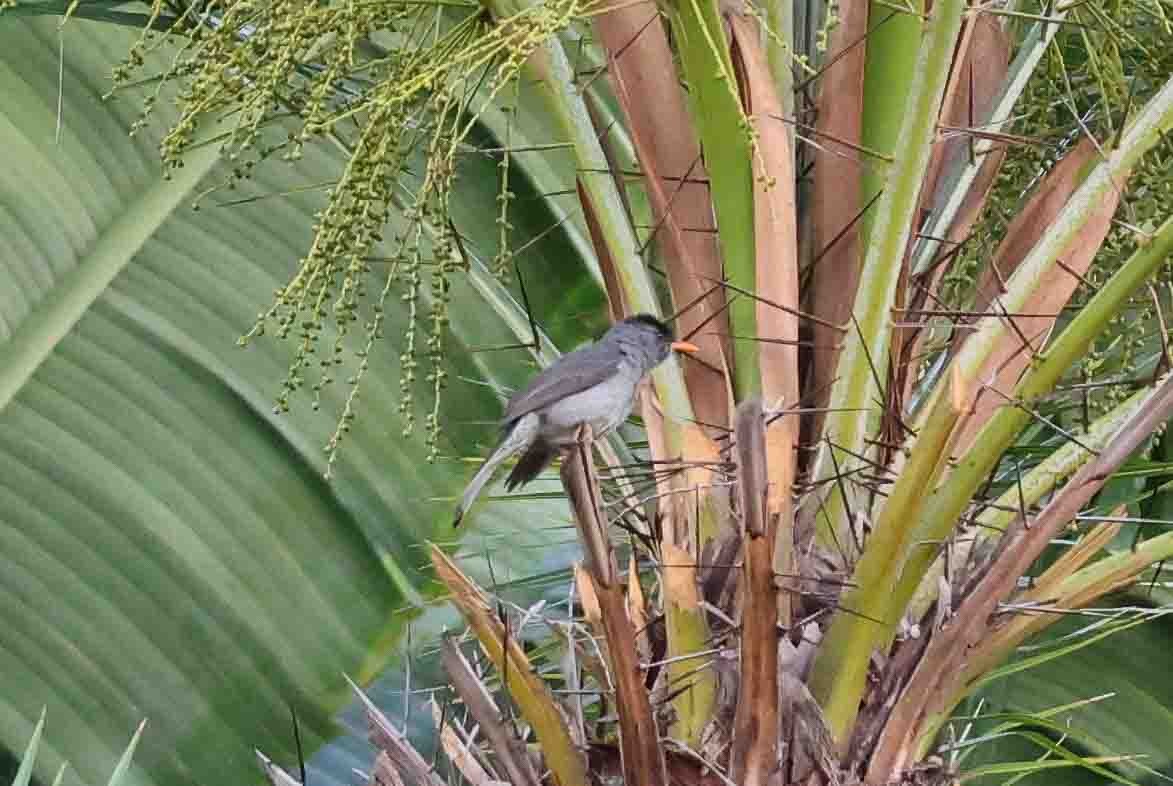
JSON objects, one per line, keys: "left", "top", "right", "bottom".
{"left": 453, "top": 313, "right": 699, "bottom": 525}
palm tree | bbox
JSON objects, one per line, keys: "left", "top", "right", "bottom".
{"left": 5, "top": 0, "right": 1173, "bottom": 784}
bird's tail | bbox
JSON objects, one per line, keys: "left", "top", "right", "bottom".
{"left": 453, "top": 413, "right": 540, "bottom": 525}
{"left": 505, "top": 438, "right": 556, "bottom": 491}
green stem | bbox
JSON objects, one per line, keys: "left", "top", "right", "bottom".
{"left": 665, "top": 0, "right": 758, "bottom": 399}
{"left": 1059, "top": 531, "right": 1173, "bottom": 601}
{"left": 808, "top": 0, "right": 963, "bottom": 558}
{"left": 805, "top": 0, "right": 966, "bottom": 743}
{"left": 806, "top": 363, "right": 959, "bottom": 740}
{"left": 857, "top": 0, "right": 925, "bottom": 252}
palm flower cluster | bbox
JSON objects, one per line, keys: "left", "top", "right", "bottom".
{"left": 112, "top": 0, "right": 590, "bottom": 466}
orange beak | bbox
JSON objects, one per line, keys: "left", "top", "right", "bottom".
{"left": 671, "top": 340, "right": 700, "bottom": 354}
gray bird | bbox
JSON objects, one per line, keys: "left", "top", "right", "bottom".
{"left": 453, "top": 314, "right": 698, "bottom": 524}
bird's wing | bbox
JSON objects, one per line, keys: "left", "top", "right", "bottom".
{"left": 502, "top": 344, "right": 621, "bottom": 424}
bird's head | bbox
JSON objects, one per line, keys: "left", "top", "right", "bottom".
{"left": 612, "top": 313, "right": 699, "bottom": 367}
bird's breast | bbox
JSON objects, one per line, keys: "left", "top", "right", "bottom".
{"left": 541, "top": 364, "right": 641, "bottom": 441}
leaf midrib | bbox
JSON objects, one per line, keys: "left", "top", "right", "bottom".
{"left": 0, "top": 143, "right": 222, "bottom": 413}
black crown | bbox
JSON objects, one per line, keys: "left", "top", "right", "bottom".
{"left": 623, "top": 313, "right": 673, "bottom": 339}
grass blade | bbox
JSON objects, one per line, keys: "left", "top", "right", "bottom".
{"left": 12, "top": 708, "right": 46, "bottom": 786}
